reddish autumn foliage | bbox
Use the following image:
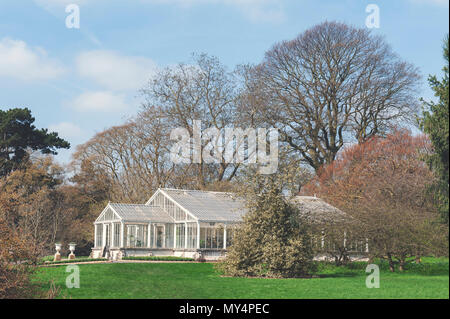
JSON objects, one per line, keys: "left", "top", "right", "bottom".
{"left": 303, "top": 129, "right": 448, "bottom": 271}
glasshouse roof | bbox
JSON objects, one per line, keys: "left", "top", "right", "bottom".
{"left": 109, "top": 203, "right": 174, "bottom": 223}
{"left": 290, "top": 196, "right": 348, "bottom": 223}
{"left": 97, "top": 189, "right": 347, "bottom": 225}
{"left": 159, "top": 188, "right": 247, "bottom": 223}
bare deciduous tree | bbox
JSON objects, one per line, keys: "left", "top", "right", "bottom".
{"left": 246, "top": 21, "right": 421, "bottom": 172}
{"left": 140, "top": 53, "right": 243, "bottom": 188}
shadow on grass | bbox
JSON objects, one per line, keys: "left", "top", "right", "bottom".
{"left": 314, "top": 258, "right": 449, "bottom": 277}
{"left": 318, "top": 272, "right": 360, "bottom": 278}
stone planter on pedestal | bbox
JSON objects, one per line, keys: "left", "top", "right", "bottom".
{"left": 54, "top": 243, "right": 62, "bottom": 262}
{"left": 68, "top": 243, "right": 76, "bottom": 260}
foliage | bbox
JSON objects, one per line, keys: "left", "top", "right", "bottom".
{"left": 0, "top": 108, "right": 70, "bottom": 177}
{"left": 304, "top": 130, "right": 448, "bottom": 271}
{"left": 0, "top": 156, "right": 107, "bottom": 258}
{"left": 0, "top": 218, "right": 36, "bottom": 298}
{"left": 219, "top": 173, "right": 316, "bottom": 278}
{"left": 0, "top": 157, "right": 65, "bottom": 257}
{"left": 419, "top": 35, "right": 449, "bottom": 224}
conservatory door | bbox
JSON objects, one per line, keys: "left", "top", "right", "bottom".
{"left": 105, "top": 224, "right": 111, "bottom": 247}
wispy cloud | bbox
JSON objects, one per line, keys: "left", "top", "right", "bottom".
{"left": 48, "top": 122, "right": 85, "bottom": 139}
{"left": 0, "top": 38, "right": 65, "bottom": 81}
{"left": 76, "top": 50, "right": 157, "bottom": 92}
{"left": 65, "top": 91, "right": 129, "bottom": 113}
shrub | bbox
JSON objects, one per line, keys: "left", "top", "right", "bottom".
{"left": 218, "top": 185, "right": 316, "bottom": 278}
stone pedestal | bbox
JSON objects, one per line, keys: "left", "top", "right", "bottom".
{"left": 68, "top": 243, "right": 76, "bottom": 260}
{"left": 54, "top": 252, "right": 61, "bottom": 262}
{"left": 54, "top": 243, "right": 62, "bottom": 261}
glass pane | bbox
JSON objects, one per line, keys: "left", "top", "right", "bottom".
{"left": 113, "top": 223, "right": 120, "bottom": 247}
{"left": 217, "top": 228, "right": 223, "bottom": 249}
{"left": 165, "top": 224, "right": 174, "bottom": 248}
{"left": 156, "top": 226, "right": 164, "bottom": 248}
{"left": 96, "top": 225, "right": 103, "bottom": 247}
{"left": 200, "top": 227, "right": 206, "bottom": 248}
{"left": 105, "top": 224, "right": 111, "bottom": 247}
{"left": 176, "top": 224, "right": 185, "bottom": 248}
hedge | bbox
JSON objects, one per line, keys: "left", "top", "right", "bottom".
{"left": 122, "top": 256, "right": 195, "bottom": 261}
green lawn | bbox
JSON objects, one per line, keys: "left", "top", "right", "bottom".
{"left": 34, "top": 258, "right": 449, "bottom": 299}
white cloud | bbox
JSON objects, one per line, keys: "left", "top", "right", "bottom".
{"left": 76, "top": 50, "right": 157, "bottom": 91}
{"left": 0, "top": 38, "right": 65, "bottom": 81}
{"left": 66, "top": 91, "right": 129, "bottom": 113}
{"left": 48, "top": 122, "right": 85, "bottom": 139}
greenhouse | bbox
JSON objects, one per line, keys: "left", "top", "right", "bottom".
{"left": 91, "top": 188, "right": 245, "bottom": 260}
{"left": 91, "top": 188, "right": 365, "bottom": 261}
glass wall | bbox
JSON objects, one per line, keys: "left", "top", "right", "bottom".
{"left": 165, "top": 224, "right": 174, "bottom": 248}
{"left": 95, "top": 218, "right": 239, "bottom": 250}
{"left": 200, "top": 225, "right": 224, "bottom": 249}
{"left": 125, "top": 224, "right": 148, "bottom": 248}
{"left": 155, "top": 225, "right": 164, "bottom": 248}
{"left": 105, "top": 224, "right": 111, "bottom": 247}
{"left": 95, "top": 224, "right": 103, "bottom": 247}
{"left": 175, "top": 224, "right": 185, "bottom": 248}
{"left": 113, "top": 223, "right": 120, "bottom": 247}
{"left": 186, "top": 223, "right": 197, "bottom": 249}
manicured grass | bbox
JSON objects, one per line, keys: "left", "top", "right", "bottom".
{"left": 34, "top": 259, "right": 449, "bottom": 299}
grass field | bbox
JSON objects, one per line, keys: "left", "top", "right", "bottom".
{"left": 34, "top": 258, "right": 449, "bottom": 299}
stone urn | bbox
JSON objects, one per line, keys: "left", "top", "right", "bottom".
{"left": 68, "top": 243, "right": 76, "bottom": 260}
{"left": 54, "top": 243, "right": 62, "bottom": 262}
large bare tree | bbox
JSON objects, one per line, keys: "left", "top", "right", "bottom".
{"left": 140, "top": 53, "right": 242, "bottom": 188}
{"left": 72, "top": 111, "right": 176, "bottom": 203}
{"left": 247, "top": 21, "right": 421, "bottom": 171}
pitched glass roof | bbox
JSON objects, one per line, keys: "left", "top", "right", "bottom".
{"left": 109, "top": 203, "right": 174, "bottom": 223}
{"left": 99, "top": 190, "right": 347, "bottom": 224}
{"left": 161, "top": 188, "right": 246, "bottom": 222}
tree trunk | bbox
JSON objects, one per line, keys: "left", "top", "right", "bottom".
{"left": 387, "top": 253, "right": 395, "bottom": 272}
{"left": 399, "top": 259, "right": 405, "bottom": 272}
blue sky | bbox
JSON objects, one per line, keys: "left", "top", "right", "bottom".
{"left": 0, "top": 0, "right": 448, "bottom": 164}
